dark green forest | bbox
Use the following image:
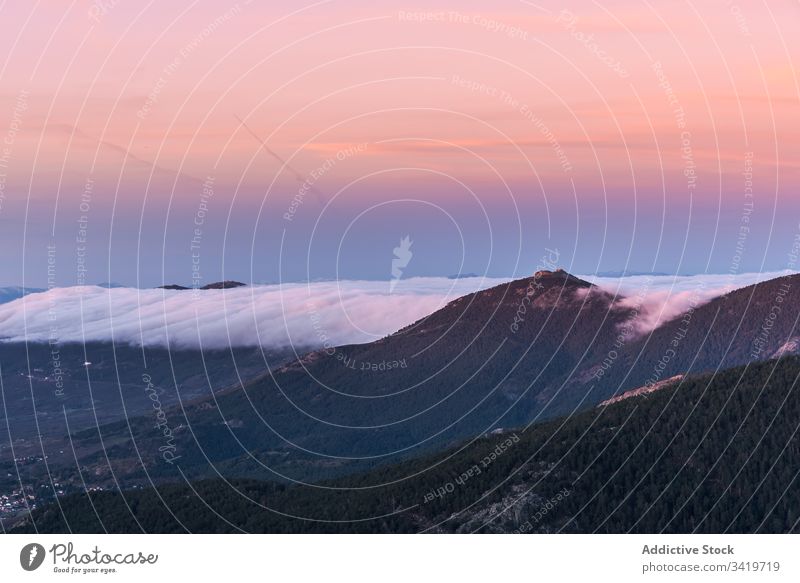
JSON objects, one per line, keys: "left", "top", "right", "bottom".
{"left": 15, "top": 356, "right": 800, "bottom": 534}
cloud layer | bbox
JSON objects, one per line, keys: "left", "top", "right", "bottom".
{"left": 0, "top": 271, "right": 792, "bottom": 350}
{"left": 0, "top": 277, "right": 510, "bottom": 349}
{"left": 584, "top": 271, "right": 796, "bottom": 334}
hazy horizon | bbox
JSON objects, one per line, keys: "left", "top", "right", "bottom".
{"left": 0, "top": 269, "right": 793, "bottom": 349}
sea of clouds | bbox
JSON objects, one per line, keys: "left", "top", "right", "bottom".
{"left": 0, "top": 271, "right": 793, "bottom": 349}
{"left": 0, "top": 277, "right": 510, "bottom": 350}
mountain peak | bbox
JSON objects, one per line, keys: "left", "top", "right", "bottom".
{"left": 200, "top": 280, "right": 245, "bottom": 290}
{"left": 533, "top": 267, "right": 567, "bottom": 278}
{"left": 531, "top": 268, "right": 589, "bottom": 287}
{"left": 156, "top": 281, "right": 246, "bottom": 291}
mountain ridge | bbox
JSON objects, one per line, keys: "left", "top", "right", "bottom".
{"left": 6, "top": 271, "right": 800, "bottom": 505}
{"left": 13, "top": 356, "right": 800, "bottom": 533}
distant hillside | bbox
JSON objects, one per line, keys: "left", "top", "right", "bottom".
{"left": 14, "top": 357, "right": 800, "bottom": 533}
{"left": 157, "top": 281, "right": 246, "bottom": 290}
{"left": 589, "top": 273, "right": 800, "bottom": 398}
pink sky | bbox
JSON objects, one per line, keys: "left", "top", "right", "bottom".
{"left": 0, "top": 0, "right": 798, "bottom": 285}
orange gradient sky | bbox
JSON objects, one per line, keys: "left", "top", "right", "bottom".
{"left": 0, "top": 0, "right": 798, "bottom": 286}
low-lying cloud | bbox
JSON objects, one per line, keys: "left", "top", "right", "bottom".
{"left": 0, "top": 277, "right": 511, "bottom": 350}
{"left": 584, "top": 270, "right": 796, "bottom": 334}
{"left": 0, "top": 271, "right": 793, "bottom": 349}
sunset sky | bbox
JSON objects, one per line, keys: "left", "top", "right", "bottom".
{"left": 1, "top": 0, "right": 798, "bottom": 287}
